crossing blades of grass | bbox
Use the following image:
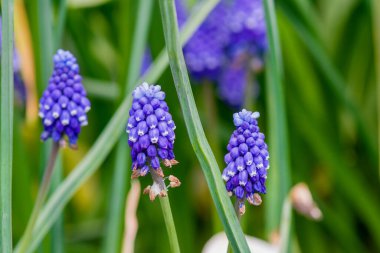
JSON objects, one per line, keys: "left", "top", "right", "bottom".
{"left": 102, "top": 1, "right": 153, "bottom": 252}
{"left": 14, "top": 1, "right": 222, "bottom": 252}
{"left": 158, "top": 0, "right": 250, "bottom": 252}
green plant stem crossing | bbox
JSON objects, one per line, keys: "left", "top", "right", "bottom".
{"left": 158, "top": 0, "right": 250, "bottom": 251}
{"left": 17, "top": 142, "right": 60, "bottom": 253}
{"left": 14, "top": 1, "right": 222, "bottom": 252}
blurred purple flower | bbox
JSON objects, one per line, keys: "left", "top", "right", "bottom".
{"left": 38, "top": 49, "right": 91, "bottom": 148}
{"left": 126, "top": 82, "right": 177, "bottom": 178}
{"left": 140, "top": 48, "right": 152, "bottom": 75}
{"left": 175, "top": 0, "right": 188, "bottom": 28}
{"left": 183, "top": 2, "right": 230, "bottom": 81}
{"left": 177, "top": 0, "right": 267, "bottom": 107}
{"left": 218, "top": 59, "right": 248, "bottom": 107}
{"left": 226, "top": 0, "right": 267, "bottom": 57}
{"left": 0, "top": 17, "right": 27, "bottom": 106}
{"left": 223, "top": 109, "right": 269, "bottom": 212}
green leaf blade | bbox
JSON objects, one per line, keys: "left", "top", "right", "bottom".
{"left": 102, "top": 0, "right": 154, "bottom": 252}
{"left": 14, "top": 1, "right": 223, "bottom": 251}
{"left": 0, "top": 0, "right": 15, "bottom": 251}
{"left": 263, "top": 0, "right": 292, "bottom": 239}
{"left": 158, "top": 0, "right": 250, "bottom": 252}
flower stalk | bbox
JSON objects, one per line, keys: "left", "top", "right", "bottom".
{"left": 17, "top": 142, "right": 60, "bottom": 253}
{"left": 149, "top": 168, "right": 181, "bottom": 253}
{"left": 159, "top": 197, "right": 181, "bottom": 253}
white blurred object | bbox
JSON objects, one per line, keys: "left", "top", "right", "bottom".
{"left": 202, "top": 232, "right": 279, "bottom": 253}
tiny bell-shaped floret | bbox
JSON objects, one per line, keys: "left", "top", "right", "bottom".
{"left": 38, "top": 49, "right": 91, "bottom": 148}
{"left": 222, "top": 109, "right": 269, "bottom": 213}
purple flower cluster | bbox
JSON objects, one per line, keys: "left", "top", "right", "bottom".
{"left": 126, "top": 82, "right": 177, "bottom": 178}
{"left": 178, "top": 0, "right": 267, "bottom": 107}
{"left": 226, "top": 0, "right": 267, "bottom": 57}
{"left": 223, "top": 109, "right": 269, "bottom": 211}
{"left": 38, "top": 49, "right": 91, "bottom": 147}
{"left": 182, "top": 2, "right": 230, "bottom": 81}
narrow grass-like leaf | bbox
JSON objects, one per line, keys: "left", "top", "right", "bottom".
{"left": 55, "top": 0, "right": 67, "bottom": 49}
{"left": 280, "top": 5, "right": 377, "bottom": 168}
{"left": 36, "top": 1, "right": 56, "bottom": 251}
{"left": 14, "top": 1, "right": 221, "bottom": 251}
{"left": 82, "top": 78, "right": 120, "bottom": 100}
{"left": 0, "top": 0, "right": 14, "bottom": 251}
{"left": 371, "top": 0, "right": 380, "bottom": 178}
{"left": 288, "top": 96, "right": 380, "bottom": 250}
{"left": 158, "top": 0, "right": 249, "bottom": 252}
{"left": 37, "top": 0, "right": 54, "bottom": 94}
{"left": 102, "top": 1, "right": 153, "bottom": 252}
{"left": 279, "top": 198, "right": 292, "bottom": 253}
{"left": 50, "top": 2, "right": 67, "bottom": 251}
{"left": 263, "top": 0, "right": 291, "bottom": 237}
{"left": 13, "top": 97, "right": 132, "bottom": 253}
{"left": 279, "top": 11, "right": 380, "bottom": 250}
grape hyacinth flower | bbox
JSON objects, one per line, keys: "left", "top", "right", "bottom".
{"left": 38, "top": 49, "right": 91, "bottom": 148}
{"left": 177, "top": 0, "right": 267, "bottom": 107}
{"left": 219, "top": 0, "right": 267, "bottom": 107}
{"left": 218, "top": 61, "right": 248, "bottom": 107}
{"left": 127, "top": 82, "right": 180, "bottom": 200}
{"left": 226, "top": 0, "right": 267, "bottom": 58}
{"left": 222, "top": 109, "right": 269, "bottom": 215}
{"left": 182, "top": 2, "right": 230, "bottom": 81}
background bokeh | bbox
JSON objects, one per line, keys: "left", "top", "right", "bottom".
{"left": 7, "top": 0, "right": 380, "bottom": 252}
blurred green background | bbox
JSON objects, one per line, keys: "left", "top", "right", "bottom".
{"left": 8, "top": 0, "right": 380, "bottom": 252}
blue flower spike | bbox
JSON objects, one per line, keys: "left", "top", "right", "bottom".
{"left": 223, "top": 109, "right": 269, "bottom": 215}
{"left": 179, "top": 0, "right": 267, "bottom": 107}
{"left": 38, "top": 49, "right": 91, "bottom": 149}
{"left": 127, "top": 82, "right": 180, "bottom": 201}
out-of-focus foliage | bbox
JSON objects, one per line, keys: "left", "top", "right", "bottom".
{"left": 8, "top": 0, "right": 380, "bottom": 252}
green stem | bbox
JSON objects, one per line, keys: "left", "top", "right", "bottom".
{"left": 55, "top": 0, "right": 67, "bottom": 50}
{"left": 18, "top": 142, "right": 60, "bottom": 253}
{"left": 0, "top": 0, "right": 14, "bottom": 251}
{"left": 103, "top": 0, "right": 153, "bottom": 253}
{"left": 372, "top": 0, "right": 380, "bottom": 179}
{"left": 51, "top": 1, "right": 66, "bottom": 250}
{"left": 149, "top": 169, "right": 181, "bottom": 253}
{"left": 202, "top": 81, "right": 223, "bottom": 233}
{"left": 158, "top": 0, "right": 250, "bottom": 251}
{"left": 202, "top": 82, "right": 223, "bottom": 167}
{"left": 102, "top": 1, "right": 153, "bottom": 252}
{"left": 102, "top": 140, "right": 130, "bottom": 253}
{"left": 50, "top": 155, "right": 64, "bottom": 253}
{"left": 263, "top": 0, "right": 291, "bottom": 236}
{"left": 279, "top": 197, "right": 292, "bottom": 253}
{"left": 159, "top": 197, "right": 181, "bottom": 253}
{"left": 227, "top": 200, "right": 243, "bottom": 253}
{"left": 37, "top": 0, "right": 54, "bottom": 95}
